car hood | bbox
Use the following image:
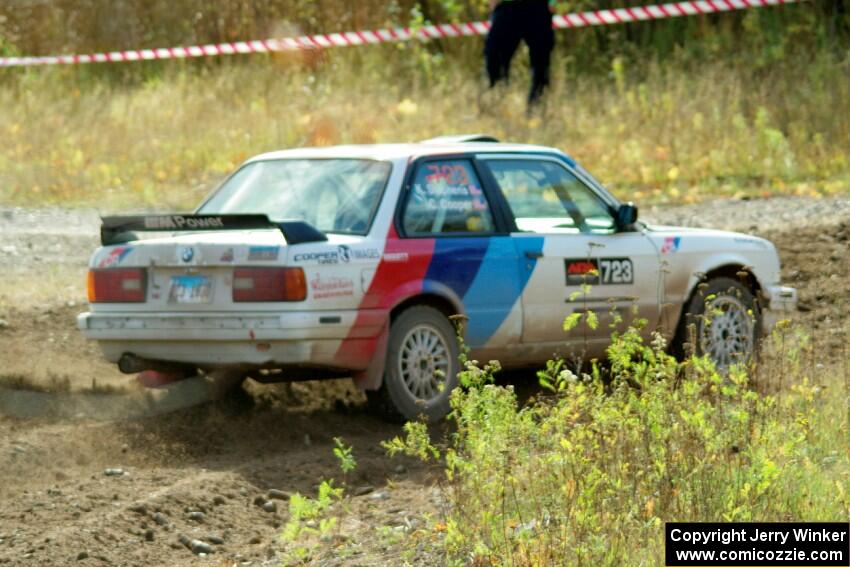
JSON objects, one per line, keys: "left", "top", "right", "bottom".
{"left": 643, "top": 223, "right": 782, "bottom": 290}
{"left": 644, "top": 223, "right": 775, "bottom": 251}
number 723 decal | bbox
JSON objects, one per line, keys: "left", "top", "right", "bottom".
{"left": 565, "top": 257, "right": 634, "bottom": 286}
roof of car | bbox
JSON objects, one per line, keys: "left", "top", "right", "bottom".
{"left": 246, "top": 141, "right": 576, "bottom": 165}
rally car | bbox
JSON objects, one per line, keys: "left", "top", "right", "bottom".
{"left": 78, "top": 135, "right": 797, "bottom": 420}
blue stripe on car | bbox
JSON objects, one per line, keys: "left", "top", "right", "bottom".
{"left": 424, "top": 236, "right": 546, "bottom": 347}
{"left": 424, "top": 238, "right": 490, "bottom": 300}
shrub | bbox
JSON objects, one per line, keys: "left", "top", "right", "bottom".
{"left": 385, "top": 324, "right": 849, "bottom": 565}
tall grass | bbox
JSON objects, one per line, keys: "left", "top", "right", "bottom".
{"left": 0, "top": 46, "right": 847, "bottom": 210}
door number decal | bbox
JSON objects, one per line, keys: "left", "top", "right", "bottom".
{"left": 565, "top": 258, "right": 634, "bottom": 286}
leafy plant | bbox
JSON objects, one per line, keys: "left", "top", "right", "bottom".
{"left": 385, "top": 321, "right": 849, "bottom": 564}
{"left": 281, "top": 480, "right": 344, "bottom": 542}
{"left": 280, "top": 438, "right": 357, "bottom": 562}
{"left": 333, "top": 437, "right": 357, "bottom": 474}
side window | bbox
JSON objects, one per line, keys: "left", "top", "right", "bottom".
{"left": 484, "top": 159, "right": 616, "bottom": 235}
{"left": 402, "top": 160, "right": 496, "bottom": 235}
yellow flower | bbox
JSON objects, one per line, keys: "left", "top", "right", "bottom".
{"left": 396, "top": 98, "right": 418, "bottom": 116}
{"left": 667, "top": 166, "right": 680, "bottom": 181}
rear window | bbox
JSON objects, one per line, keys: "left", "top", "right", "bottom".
{"left": 198, "top": 159, "right": 391, "bottom": 235}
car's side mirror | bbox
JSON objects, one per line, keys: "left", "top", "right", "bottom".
{"left": 616, "top": 202, "right": 638, "bottom": 230}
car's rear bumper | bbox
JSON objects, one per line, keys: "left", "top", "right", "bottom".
{"left": 76, "top": 310, "right": 384, "bottom": 368}
{"left": 761, "top": 284, "right": 798, "bottom": 333}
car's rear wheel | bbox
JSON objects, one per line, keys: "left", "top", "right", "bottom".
{"left": 368, "top": 306, "right": 460, "bottom": 422}
{"left": 677, "top": 276, "right": 761, "bottom": 370}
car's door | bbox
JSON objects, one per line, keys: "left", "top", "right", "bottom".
{"left": 478, "top": 155, "right": 660, "bottom": 359}
{"left": 397, "top": 156, "right": 524, "bottom": 352}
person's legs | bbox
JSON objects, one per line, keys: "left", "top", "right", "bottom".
{"left": 523, "top": 1, "right": 555, "bottom": 104}
{"left": 485, "top": 3, "right": 523, "bottom": 87}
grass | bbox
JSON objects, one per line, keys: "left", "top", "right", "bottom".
{"left": 0, "top": 46, "right": 847, "bottom": 211}
{"left": 384, "top": 320, "right": 850, "bottom": 565}
{"left": 0, "top": 372, "right": 126, "bottom": 395}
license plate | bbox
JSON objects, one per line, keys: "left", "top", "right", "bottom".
{"left": 168, "top": 275, "right": 213, "bottom": 304}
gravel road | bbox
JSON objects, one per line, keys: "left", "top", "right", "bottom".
{"left": 0, "top": 195, "right": 847, "bottom": 566}
{"left": 1, "top": 195, "right": 849, "bottom": 275}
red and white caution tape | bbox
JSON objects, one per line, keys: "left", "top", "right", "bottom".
{"left": 0, "top": 0, "right": 800, "bottom": 67}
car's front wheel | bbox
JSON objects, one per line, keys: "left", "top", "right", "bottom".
{"left": 368, "top": 305, "right": 460, "bottom": 422}
{"left": 677, "top": 276, "right": 761, "bottom": 370}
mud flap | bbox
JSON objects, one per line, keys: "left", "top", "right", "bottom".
{"left": 353, "top": 320, "right": 389, "bottom": 391}
{"left": 136, "top": 370, "right": 186, "bottom": 389}
{"left": 138, "top": 369, "right": 244, "bottom": 398}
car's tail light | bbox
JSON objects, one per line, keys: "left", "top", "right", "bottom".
{"left": 232, "top": 267, "right": 306, "bottom": 302}
{"left": 88, "top": 268, "right": 147, "bottom": 303}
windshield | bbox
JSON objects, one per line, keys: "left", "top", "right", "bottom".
{"left": 198, "top": 159, "right": 392, "bottom": 235}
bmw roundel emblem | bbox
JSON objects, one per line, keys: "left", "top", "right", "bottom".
{"left": 181, "top": 247, "right": 194, "bottom": 263}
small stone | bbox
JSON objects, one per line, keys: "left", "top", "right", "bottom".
{"left": 128, "top": 504, "right": 147, "bottom": 515}
{"left": 120, "top": 444, "right": 129, "bottom": 453}
{"left": 144, "top": 529, "right": 154, "bottom": 542}
{"left": 187, "top": 511, "right": 205, "bottom": 522}
{"left": 76, "top": 551, "right": 88, "bottom": 560}
{"left": 369, "top": 491, "right": 390, "bottom": 501}
{"left": 191, "top": 543, "right": 212, "bottom": 556}
{"left": 103, "top": 468, "right": 124, "bottom": 477}
{"left": 212, "top": 496, "right": 226, "bottom": 506}
{"left": 261, "top": 501, "right": 277, "bottom": 513}
{"left": 152, "top": 512, "right": 168, "bottom": 526}
{"left": 0, "top": 320, "right": 8, "bottom": 330}
{"left": 204, "top": 535, "right": 224, "bottom": 545}
{"left": 394, "top": 464, "right": 407, "bottom": 474}
{"left": 303, "top": 434, "right": 312, "bottom": 447}
{"left": 178, "top": 534, "right": 191, "bottom": 548}
{"left": 252, "top": 496, "right": 267, "bottom": 507}
{"left": 353, "top": 485, "right": 374, "bottom": 496}
{"left": 266, "top": 489, "right": 290, "bottom": 501}
{"left": 248, "top": 536, "right": 262, "bottom": 545}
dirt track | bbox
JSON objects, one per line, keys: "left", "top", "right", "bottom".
{"left": 0, "top": 196, "right": 847, "bottom": 565}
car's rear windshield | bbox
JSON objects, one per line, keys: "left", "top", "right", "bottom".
{"left": 198, "top": 159, "right": 392, "bottom": 235}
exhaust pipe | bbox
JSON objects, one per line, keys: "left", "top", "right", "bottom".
{"left": 117, "top": 353, "right": 193, "bottom": 377}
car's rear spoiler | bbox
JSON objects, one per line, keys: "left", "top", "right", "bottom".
{"left": 100, "top": 214, "right": 327, "bottom": 246}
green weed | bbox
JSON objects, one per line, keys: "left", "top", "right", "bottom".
{"left": 385, "top": 323, "right": 849, "bottom": 565}
{"left": 280, "top": 439, "right": 355, "bottom": 563}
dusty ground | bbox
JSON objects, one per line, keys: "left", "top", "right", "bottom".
{"left": 0, "top": 196, "right": 847, "bottom": 565}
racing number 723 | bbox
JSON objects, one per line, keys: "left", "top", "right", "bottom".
{"left": 599, "top": 258, "right": 634, "bottom": 284}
